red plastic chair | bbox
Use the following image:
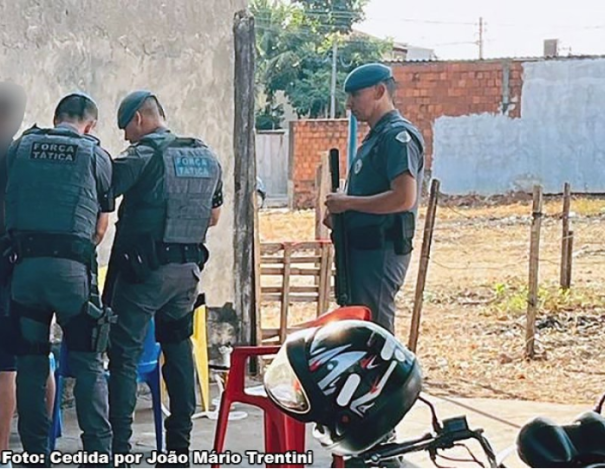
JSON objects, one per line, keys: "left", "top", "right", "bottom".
{"left": 211, "top": 345, "right": 305, "bottom": 468}
{"left": 211, "top": 306, "right": 372, "bottom": 468}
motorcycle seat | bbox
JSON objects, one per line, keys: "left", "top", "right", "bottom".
{"left": 517, "top": 411, "right": 605, "bottom": 467}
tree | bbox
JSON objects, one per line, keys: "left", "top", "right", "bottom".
{"left": 252, "top": 0, "right": 390, "bottom": 127}
{"left": 291, "top": 0, "right": 368, "bottom": 34}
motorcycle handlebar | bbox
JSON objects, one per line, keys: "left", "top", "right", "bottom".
{"left": 361, "top": 423, "right": 499, "bottom": 467}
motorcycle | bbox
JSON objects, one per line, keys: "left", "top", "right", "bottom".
{"left": 262, "top": 317, "right": 604, "bottom": 468}
{"left": 355, "top": 392, "right": 605, "bottom": 468}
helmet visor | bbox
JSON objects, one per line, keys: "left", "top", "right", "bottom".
{"left": 264, "top": 345, "right": 310, "bottom": 414}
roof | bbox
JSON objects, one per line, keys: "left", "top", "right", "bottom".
{"left": 385, "top": 54, "right": 605, "bottom": 65}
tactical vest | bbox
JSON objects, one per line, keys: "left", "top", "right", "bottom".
{"left": 6, "top": 126, "right": 99, "bottom": 241}
{"left": 118, "top": 133, "right": 221, "bottom": 245}
{"left": 345, "top": 115, "right": 425, "bottom": 248}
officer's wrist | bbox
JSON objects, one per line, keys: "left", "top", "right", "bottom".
{"left": 344, "top": 195, "right": 359, "bottom": 211}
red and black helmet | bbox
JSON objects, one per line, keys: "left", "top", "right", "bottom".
{"left": 264, "top": 320, "right": 422, "bottom": 456}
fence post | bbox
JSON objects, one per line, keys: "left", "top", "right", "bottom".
{"left": 408, "top": 179, "right": 440, "bottom": 353}
{"left": 565, "top": 231, "right": 574, "bottom": 289}
{"left": 525, "top": 185, "right": 543, "bottom": 360}
{"left": 560, "top": 182, "right": 571, "bottom": 290}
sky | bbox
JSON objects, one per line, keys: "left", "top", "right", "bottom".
{"left": 355, "top": 0, "right": 605, "bottom": 59}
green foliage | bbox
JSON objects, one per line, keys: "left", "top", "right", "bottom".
{"left": 255, "top": 103, "right": 285, "bottom": 130}
{"left": 491, "top": 280, "right": 601, "bottom": 316}
{"left": 251, "top": 0, "right": 391, "bottom": 125}
{"left": 291, "top": 0, "right": 368, "bottom": 34}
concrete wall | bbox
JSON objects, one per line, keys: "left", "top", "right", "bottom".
{"left": 433, "top": 58, "right": 605, "bottom": 194}
{"left": 0, "top": 0, "right": 247, "bottom": 306}
{"left": 392, "top": 60, "right": 524, "bottom": 169}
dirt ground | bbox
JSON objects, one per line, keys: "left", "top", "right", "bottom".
{"left": 259, "top": 195, "right": 605, "bottom": 405}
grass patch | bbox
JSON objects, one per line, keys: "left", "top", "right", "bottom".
{"left": 491, "top": 280, "right": 605, "bottom": 316}
{"left": 569, "top": 197, "right": 605, "bottom": 217}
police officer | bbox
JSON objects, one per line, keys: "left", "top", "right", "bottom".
{"left": 5, "top": 93, "right": 114, "bottom": 461}
{"left": 0, "top": 82, "right": 26, "bottom": 468}
{"left": 107, "top": 91, "right": 222, "bottom": 464}
{"left": 325, "top": 63, "right": 425, "bottom": 335}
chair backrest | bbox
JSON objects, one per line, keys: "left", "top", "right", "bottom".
{"left": 259, "top": 241, "right": 335, "bottom": 344}
{"left": 138, "top": 320, "right": 161, "bottom": 374}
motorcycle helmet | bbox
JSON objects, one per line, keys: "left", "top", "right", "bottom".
{"left": 264, "top": 320, "right": 422, "bottom": 456}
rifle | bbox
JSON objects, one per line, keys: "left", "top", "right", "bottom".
{"left": 329, "top": 148, "right": 351, "bottom": 306}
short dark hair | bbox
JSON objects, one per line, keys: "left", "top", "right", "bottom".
{"left": 139, "top": 96, "right": 166, "bottom": 119}
{"left": 383, "top": 78, "right": 397, "bottom": 99}
{"left": 54, "top": 95, "right": 98, "bottom": 123}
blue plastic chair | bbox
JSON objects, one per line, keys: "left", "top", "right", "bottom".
{"left": 50, "top": 320, "right": 163, "bottom": 451}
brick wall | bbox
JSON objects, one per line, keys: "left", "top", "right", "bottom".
{"left": 290, "top": 119, "right": 368, "bottom": 208}
{"left": 289, "top": 59, "right": 526, "bottom": 209}
{"left": 392, "top": 59, "right": 524, "bottom": 168}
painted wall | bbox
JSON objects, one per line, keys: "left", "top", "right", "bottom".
{"left": 392, "top": 59, "right": 524, "bottom": 169}
{"left": 0, "top": 0, "right": 247, "bottom": 305}
{"left": 433, "top": 58, "right": 605, "bottom": 194}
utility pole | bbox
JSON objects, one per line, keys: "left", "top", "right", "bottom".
{"left": 478, "top": 17, "right": 484, "bottom": 59}
{"left": 330, "top": 37, "right": 338, "bottom": 119}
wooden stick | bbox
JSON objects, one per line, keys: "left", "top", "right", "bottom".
{"left": 315, "top": 158, "right": 331, "bottom": 293}
{"left": 262, "top": 241, "right": 325, "bottom": 253}
{"left": 565, "top": 230, "right": 574, "bottom": 289}
{"left": 317, "top": 243, "right": 330, "bottom": 316}
{"left": 315, "top": 155, "right": 330, "bottom": 240}
{"left": 325, "top": 244, "right": 335, "bottom": 311}
{"left": 525, "top": 185, "right": 543, "bottom": 360}
{"left": 279, "top": 244, "right": 292, "bottom": 343}
{"left": 408, "top": 179, "right": 440, "bottom": 353}
{"left": 560, "top": 182, "right": 571, "bottom": 290}
{"left": 261, "top": 266, "right": 322, "bottom": 276}
{"left": 263, "top": 286, "right": 320, "bottom": 294}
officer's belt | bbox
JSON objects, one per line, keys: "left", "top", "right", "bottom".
{"left": 13, "top": 233, "right": 94, "bottom": 267}
{"left": 347, "top": 225, "right": 398, "bottom": 245}
{"left": 346, "top": 214, "right": 414, "bottom": 255}
{"left": 155, "top": 242, "right": 207, "bottom": 265}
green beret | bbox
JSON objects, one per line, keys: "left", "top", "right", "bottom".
{"left": 344, "top": 63, "right": 393, "bottom": 93}
{"left": 117, "top": 90, "right": 153, "bottom": 129}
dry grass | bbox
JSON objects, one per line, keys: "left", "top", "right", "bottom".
{"left": 259, "top": 196, "right": 605, "bottom": 405}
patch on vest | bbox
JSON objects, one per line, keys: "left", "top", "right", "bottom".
{"left": 396, "top": 131, "right": 412, "bottom": 144}
{"left": 173, "top": 155, "right": 212, "bottom": 178}
{"left": 353, "top": 159, "right": 363, "bottom": 174}
{"left": 30, "top": 142, "right": 78, "bottom": 163}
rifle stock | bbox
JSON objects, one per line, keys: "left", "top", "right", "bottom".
{"left": 329, "top": 148, "right": 351, "bottom": 306}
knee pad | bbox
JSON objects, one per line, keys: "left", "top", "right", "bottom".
{"left": 155, "top": 312, "right": 194, "bottom": 344}
{"left": 8, "top": 301, "right": 52, "bottom": 356}
{"left": 63, "top": 306, "right": 98, "bottom": 353}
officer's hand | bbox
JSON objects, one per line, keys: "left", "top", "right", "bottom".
{"left": 325, "top": 193, "right": 350, "bottom": 214}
